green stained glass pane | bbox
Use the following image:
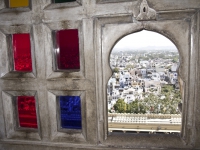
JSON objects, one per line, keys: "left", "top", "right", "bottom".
{"left": 54, "top": 0, "right": 76, "bottom": 3}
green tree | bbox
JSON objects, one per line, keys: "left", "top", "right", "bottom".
{"left": 113, "top": 67, "right": 119, "bottom": 73}
{"left": 172, "top": 56, "right": 179, "bottom": 63}
{"left": 127, "top": 99, "right": 147, "bottom": 114}
{"left": 113, "top": 85, "right": 181, "bottom": 114}
{"left": 114, "top": 99, "right": 127, "bottom": 113}
{"left": 159, "top": 85, "right": 181, "bottom": 114}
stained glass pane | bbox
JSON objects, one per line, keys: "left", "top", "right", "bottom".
{"left": 54, "top": 0, "right": 76, "bottom": 3}
{"left": 17, "top": 96, "right": 38, "bottom": 128}
{"left": 9, "top": 0, "right": 29, "bottom": 8}
{"left": 59, "top": 96, "right": 82, "bottom": 129}
{"left": 55, "top": 29, "right": 80, "bottom": 70}
{"left": 12, "top": 33, "right": 32, "bottom": 72}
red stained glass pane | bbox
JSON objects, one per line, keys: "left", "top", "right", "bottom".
{"left": 17, "top": 96, "right": 38, "bottom": 128}
{"left": 56, "top": 29, "right": 80, "bottom": 70}
{"left": 13, "top": 34, "right": 32, "bottom": 72}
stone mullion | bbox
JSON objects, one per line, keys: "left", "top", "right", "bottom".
{"left": 194, "top": 10, "right": 200, "bottom": 148}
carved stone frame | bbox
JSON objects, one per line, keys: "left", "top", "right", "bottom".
{"left": 0, "top": 24, "right": 37, "bottom": 79}
{"left": 0, "top": 0, "right": 32, "bottom": 13}
{"left": 1, "top": 90, "right": 41, "bottom": 141}
{"left": 44, "top": 20, "right": 85, "bottom": 79}
{"left": 95, "top": 7, "right": 200, "bottom": 149}
{"left": 47, "top": 90, "right": 87, "bottom": 143}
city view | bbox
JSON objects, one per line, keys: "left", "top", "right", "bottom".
{"left": 107, "top": 31, "right": 182, "bottom": 133}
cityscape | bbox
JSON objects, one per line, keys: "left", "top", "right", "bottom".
{"left": 107, "top": 49, "right": 182, "bottom": 133}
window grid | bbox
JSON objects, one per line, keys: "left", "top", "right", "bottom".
{"left": 0, "top": 0, "right": 199, "bottom": 149}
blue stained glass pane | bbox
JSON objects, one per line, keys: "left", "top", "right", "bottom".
{"left": 59, "top": 96, "right": 82, "bottom": 129}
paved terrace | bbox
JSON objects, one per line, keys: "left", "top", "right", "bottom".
{"left": 108, "top": 113, "right": 181, "bottom": 133}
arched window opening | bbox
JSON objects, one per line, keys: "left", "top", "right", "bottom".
{"left": 107, "top": 30, "right": 182, "bottom": 134}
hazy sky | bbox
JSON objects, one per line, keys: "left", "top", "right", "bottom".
{"left": 113, "top": 30, "right": 177, "bottom": 51}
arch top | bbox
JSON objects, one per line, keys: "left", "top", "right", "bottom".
{"left": 102, "top": 20, "right": 189, "bottom": 82}
{"left": 112, "top": 30, "right": 178, "bottom": 54}
{"left": 109, "top": 29, "right": 181, "bottom": 79}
